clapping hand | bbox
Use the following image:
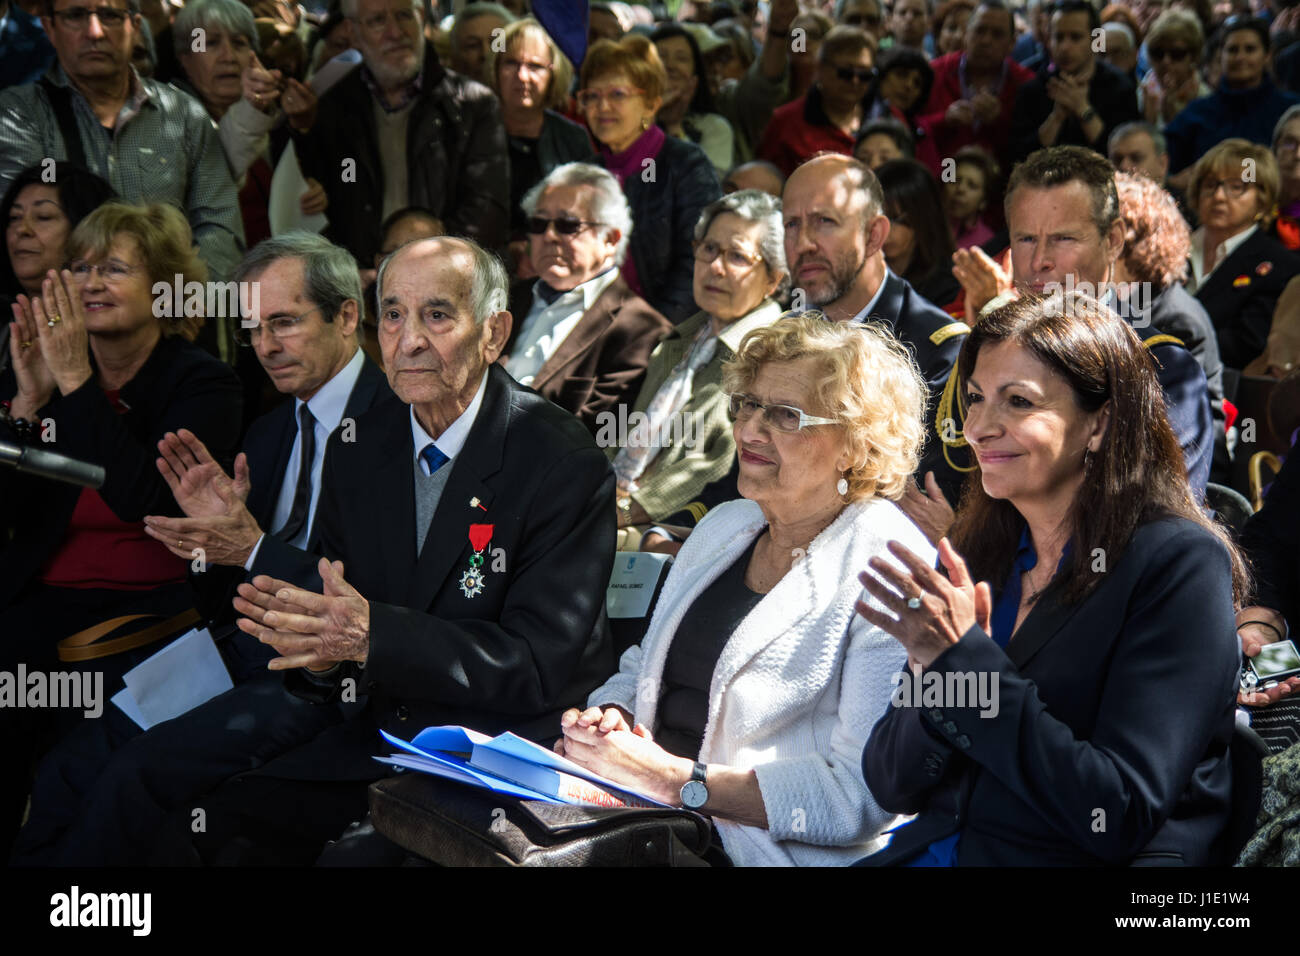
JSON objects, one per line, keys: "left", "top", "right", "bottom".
{"left": 233, "top": 557, "right": 371, "bottom": 671}
{"left": 952, "top": 244, "right": 1013, "bottom": 323}
{"left": 142, "top": 429, "right": 262, "bottom": 567}
{"left": 856, "top": 538, "right": 993, "bottom": 669}
{"left": 897, "top": 471, "right": 955, "bottom": 547}
{"left": 1046, "top": 71, "right": 1090, "bottom": 118}
{"left": 8, "top": 294, "right": 57, "bottom": 420}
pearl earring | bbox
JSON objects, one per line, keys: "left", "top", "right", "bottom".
{"left": 836, "top": 475, "right": 849, "bottom": 496}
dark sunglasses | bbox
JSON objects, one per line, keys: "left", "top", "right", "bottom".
{"left": 1148, "top": 46, "right": 1191, "bottom": 62}
{"left": 835, "top": 65, "right": 877, "bottom": 84}
{"left": 524, "top": 216, "right": 602, "bottom": 236}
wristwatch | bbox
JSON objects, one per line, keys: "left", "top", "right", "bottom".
{"left": 1079, "top": 107, "right": 1098, "bottom": 123}
{"left": 679, "top": 761, "right": 709, "bottom": 809}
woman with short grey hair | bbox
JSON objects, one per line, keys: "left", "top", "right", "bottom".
{"left": 612, "top": 190, "right": 788, "bottom": 546}
{"left": 175, "top": 0, "right": 325, "bottom": 247}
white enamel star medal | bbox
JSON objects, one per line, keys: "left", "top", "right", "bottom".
{"left": 460, "top": 522, "right": 494, "bottom": 599}
{"left": 459, "top": 567, "right": 485, "bottom": 598}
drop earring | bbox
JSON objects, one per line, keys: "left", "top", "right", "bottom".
{"left": 836, "top": 474, "right": 849, "bottom": 496}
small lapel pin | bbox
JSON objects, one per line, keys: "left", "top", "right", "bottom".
{"left": 470, "top": 497, "right": 488, "bottom": 512}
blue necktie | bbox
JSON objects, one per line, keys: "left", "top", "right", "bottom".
{"left": 420, "top": 443, "right": 449, "bottom": 475}
{"left": 276, "top": 403, "right": 316, "bottom": 542}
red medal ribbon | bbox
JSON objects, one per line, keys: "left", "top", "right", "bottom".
{"left": 468, "top": 523, "right": 494, "bottom": 553}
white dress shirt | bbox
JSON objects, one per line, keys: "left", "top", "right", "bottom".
{"left": 1188, "top": 223, "right": 1258, "bottom": 293}
{"left": 847, "top": 268, "right": 894, "bottom": 325}
{"left": 243, "top": 348, "right": 363, "bottom": 569}
{"left": 505, "top": 267, "right": 619, "bottom": 385}
{"left": 410, "top": 369, "right": 489, "bottom": 473}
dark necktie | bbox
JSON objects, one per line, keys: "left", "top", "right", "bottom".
{"left": 420, "top": 443, "right": 450, "bottom": 475}
{"left": 276, "top": 403, "right": 316, "bottom": 542}
{"left": 535, "top": 281, "right": 567, "bottom": 306}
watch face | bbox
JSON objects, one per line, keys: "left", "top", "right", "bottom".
{"left": 681, "top": 779, "right": 708, "bottom": 809}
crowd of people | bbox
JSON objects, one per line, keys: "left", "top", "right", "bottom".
{"left": 0, "top": 0, "right": 1297, "bottom": 868}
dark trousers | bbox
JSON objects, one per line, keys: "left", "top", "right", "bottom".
{"left": 11, "top": 666, "right": 344, "bottom": 866}
{"left": 0, "top": 581, "right": 193, "bottom": 860}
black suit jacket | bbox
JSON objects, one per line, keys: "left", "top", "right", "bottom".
{"left": 0, "top": 336, "right": 242, "bottom": 609}
{"left": 860, "top": 517, "right": 1239, "bottom": 866}
{"left": 192, "top": 353, "right": 394, "bottom": 633}
{"left": 858, "top": 271, "right": 973, "bottom": 504}
{"left": 247, "top": 363, "right": 616, "bottom": 779}
{"left": 1010, "top": 60, "right": 1140, "bottom": 164}
{"left": 1241, "top": 443, "right": 1300, "bottom": 632}
{"left": 1194, "top": 230, "right": 1300, "bottom": 370}
{"left": 504, "top": 276, "right": 671, "bottom": 434}
{"left": 294, "top": 44, "right": 509, "bottom": 263}
{"left": 611, "top": 135, "right": 721, "bottom": 324}
{"left": 1134, "top": 321, "right": 1213, "bottom": 498}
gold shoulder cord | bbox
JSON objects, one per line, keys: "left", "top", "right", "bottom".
{"left": 936, "top": 366, "right": 977, "bottom": 473}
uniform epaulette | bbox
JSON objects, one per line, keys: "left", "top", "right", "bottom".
{"left": 929, "top": 321, "right": 970, "bottom": 346}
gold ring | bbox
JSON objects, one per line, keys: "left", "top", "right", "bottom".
{"left": 20, "top": 340, "right": 32, "bottom": 349}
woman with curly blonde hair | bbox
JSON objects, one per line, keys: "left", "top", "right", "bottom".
{"left": 1113, "top": 170, "right": 1225, "bottom": 443}
{"left": 559, "top": 313, "right": 934, "bottom": 866}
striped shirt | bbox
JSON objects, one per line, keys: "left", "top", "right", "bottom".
{"left": 0, "top": 63, "right": 244, "bottom": 283}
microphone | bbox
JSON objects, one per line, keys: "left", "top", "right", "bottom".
{"left": 0, "top": 440, "right": 105, "bottom": 489}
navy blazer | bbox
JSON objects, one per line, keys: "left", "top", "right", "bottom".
{"left": 246, "top": 363, "right": 616, "bottom": 780}
{"left": 859, "top": 271, "right": 972, "bottom": 504}
{"left": 1194, "top": 230, "right": 1300, "bottom": 371}
{"left": 860, "top": 517, "right": 1239, "bottom": 866}
{"left": 192, "top": 353, "right": 393, "bottom": 636}
{"left": 1241, "top": 444, "right": 1300, "bottom": 632}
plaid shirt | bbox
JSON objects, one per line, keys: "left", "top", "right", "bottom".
{"left": 0, "top": 63, "right": 244, "bottom": 284}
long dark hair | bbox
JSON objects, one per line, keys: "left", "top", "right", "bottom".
{"left": 950, "top": 292, "right": 1250, "bottom": 607}
{"left": 1, "top": 163, "right": 117, "bottom": 297}
{"left": 876, "top": 158, "right": 955, "bottom": 287}
{"left": 650, "top": 23, "right": 718, "bottom": 115}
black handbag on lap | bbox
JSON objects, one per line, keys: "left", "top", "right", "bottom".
{"left": 368, "top": 772, "right": 713, "bottom": 867}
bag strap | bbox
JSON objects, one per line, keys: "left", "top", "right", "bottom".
{"left": 39, "top": 76, "right": 88, "bottom": 170}
{"left": 57, "top": 608, "right": 200, "bottom": 663}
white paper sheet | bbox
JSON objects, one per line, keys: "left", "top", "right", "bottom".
{"left": 113, "top": 628, "right": 233, "bottom": 731}
{"left": 269, "top": 139, "right": 328, "bottom": 237}
{"left": 605, "top": 552, "right": 671, "bottom": 619}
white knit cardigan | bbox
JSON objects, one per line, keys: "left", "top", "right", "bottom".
{"left": 589, "top": 496, "right": 935, "bottom": 866}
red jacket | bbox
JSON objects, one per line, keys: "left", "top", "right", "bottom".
{"left": 918, "top": 52, "right": 1034, "bottom": 173}
{"left": 757, "top": 88, "right": 855, "bottom": 177}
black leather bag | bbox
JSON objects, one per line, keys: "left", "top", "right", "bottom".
{"left": 368, "top": 772, "right": 713, "bottom": 867}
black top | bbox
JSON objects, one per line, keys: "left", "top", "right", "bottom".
{"left": 507, "top": 134, "right": 542, "bottom": 235}
{"left": 657, "top": 536, "right": 764, "bottom": 760}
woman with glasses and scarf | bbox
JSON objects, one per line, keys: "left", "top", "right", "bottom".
{"left": 578, "top": 34, "right": 722, "bottom": 324}
{"left": 561, "top": 313, "right": 935, "bottom": 866}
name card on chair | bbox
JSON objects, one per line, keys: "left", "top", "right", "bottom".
{"left": 606, "top": 552, "right": 671, "bottom": 619}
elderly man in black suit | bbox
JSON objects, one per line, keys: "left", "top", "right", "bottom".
{"left": 12, "top": 232, "right": 394, "bottom": 866}
{"left": 781, "top": 153, "right": 973, "bottom": 506}
{"left": 150, "top": 236, "right": 616, "bottom": 865}
{"left": 503, "top": 163, "right": 671, "bottom": 435}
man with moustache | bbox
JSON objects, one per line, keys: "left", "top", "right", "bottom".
{"left": 781, "top": 153, "right": 972, "bottom": 504}
{"left": 294, "top": 0, "right": 509, "bottom": 264}
{"left": 146, "top": 235, "right": 616, "bottom": 865}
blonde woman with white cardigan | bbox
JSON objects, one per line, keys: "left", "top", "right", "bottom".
{"left": 557, "top": 313, "right": 935, "bottom": 866}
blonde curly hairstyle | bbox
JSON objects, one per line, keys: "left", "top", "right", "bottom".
{"left": 722, "top": 312, "right": 926, "bottom": 502}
